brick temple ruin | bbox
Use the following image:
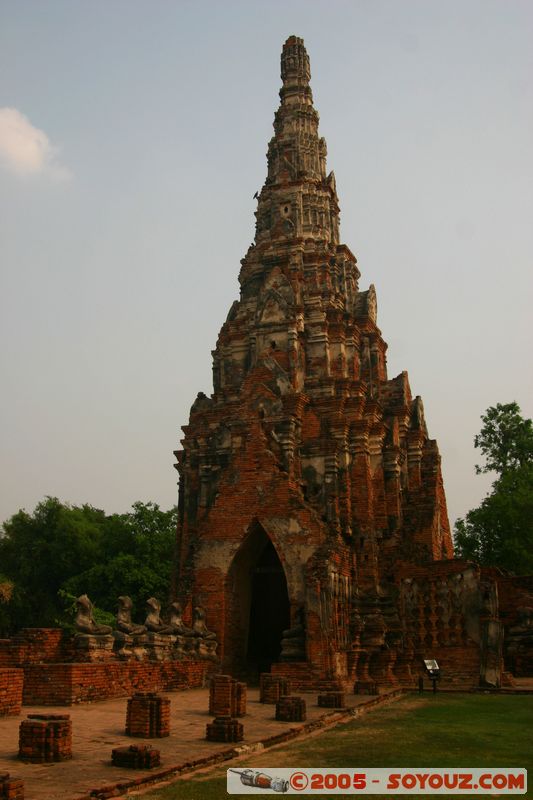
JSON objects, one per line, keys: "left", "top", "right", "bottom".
{"left": 0, "top": 38, "right": 532, "bottom": 723}
{"left": 173, "top": 36, "right": 533, "bottom": 690}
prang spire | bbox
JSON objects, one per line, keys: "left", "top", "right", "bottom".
{"left": 175, "top": 37, "right": 455, "bottom": 683}
{"left": 254, "top": 36, "right": 340, "bottom": 248}
{"left": 280, "top": 35, "right": 312, "bottom": 98}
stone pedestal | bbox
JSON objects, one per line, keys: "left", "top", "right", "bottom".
{"left": 209, "top": 675, "right": 247, "bottom": 717}
{"left": 143, "top": 633, "right": 173, "bottom": 662}
{"left": 259, "top": 674, "right": 291, "bottom": 703}
{"left": 206, "top": 716, "right": 244, "bottom": 742}
{"left": 171, "top": 634, "right": 189, "bottom": 659}
{"left": 111, "top": 745, "right": 160, "bottom": 769}
{"left": 18, "top": 714, "right": 72, "bottom": 763}
{"left": 317, "top": 691, "right": 345, "bottom": 708}
{"left": 125, "top": 693, "right": 170, "bottom": 738}
{"left": 74, "top": 634, "right": 114, "bottom": 662}
{"left": 113, "top": 631, "right": 134, "bottom": 659}
{"left": 275, "top": 696, "right": 306, "bottom": 722}
{"left": 196, "top": 637, "right": 218, "bottom": 661}
{"left": 0, "top": 773, "right": 24, "bottom": 800}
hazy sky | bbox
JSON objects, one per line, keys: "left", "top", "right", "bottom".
{"left": 1, "top": 1, "right": 532, "bottom": 531}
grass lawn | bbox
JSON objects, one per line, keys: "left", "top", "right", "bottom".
{"left": 136, "top": 694, "right": 532, "bottom": 800}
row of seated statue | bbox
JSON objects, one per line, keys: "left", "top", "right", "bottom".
{"left": 74, "top": 594, "right": 218, "bottom": 661}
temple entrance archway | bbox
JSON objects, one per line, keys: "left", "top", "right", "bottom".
{"left": 225, "top": 522, "right": 290, "bottom": 675}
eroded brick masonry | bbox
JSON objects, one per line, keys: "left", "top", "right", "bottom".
{"left": 173, "top": 37, "right": 526, "bottom": 689}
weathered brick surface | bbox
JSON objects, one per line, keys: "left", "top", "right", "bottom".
{"left": 275, "top": 696, "right": 306, "bottom": 722}
{"left": 354, "top": 681, "right": 378, "bottom": 695}
{"left": 0, "top": 773, "right": 24, "bottom": 799}
{"left": 0, "top": 669, "right": 23, "bottom": 716}
{"left": 269, "top": 663, "right": 342, "bottom": 692}
{"left": 0, "top": 630, "right": 71, "bottom": 668}
{"left": 0, "top": 644, "right": 13, "bottom": 668}
{"left": 489, "top": 573, "right": 533, "bottom": 676}
{"left": 317, "top": 692, "right": 344, "bottom": 708}
{"left": 205, "top": 716, "right": 244, "bottom": 743}
{"left": 18, "top": 715, "right": 72, "bottom": 763}
{"left": 208, "top": 675, "right": 246, "bottom": 717}
{"left": 172, "top": 36, "right": 457, "bottom": 686}
{"left": 111, "top": 745, "right": 160, "bottom": 769}
{"left": 125, "top": 693, "right": 170, "bottom": 738}
{"left": 259, "top": 674, "right": 291, "bottom": 703}
{"left": 22, "top": 661, "right": 206, "bottom": 706}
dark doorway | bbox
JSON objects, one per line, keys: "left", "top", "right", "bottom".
{"left": 247, "top": 540, "right": 290, "bottom": 674}
{"left": 225, "top": 523, "right": 291, "bottom": 676}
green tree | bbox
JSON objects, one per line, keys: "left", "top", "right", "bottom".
{"left": 455, "top": 403, "right": 533, "bottom": 574}
{"left": 65, "top": 502, "right": 177, "bottom": 623}
{"left": 0, "top": 497, "right": 105, "bottom": 632}
{"left": 474, "top": 402, "right": 533, "bottom": 477}
{"left": 0, "top": 498, "right": 177, "bottom": 635}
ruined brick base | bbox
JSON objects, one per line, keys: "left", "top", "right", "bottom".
{"left": 354, "top": 681, "right": 378, "bottom": 695}
{"left": 125, "top": 693, "right": 170, "bottom": 738}
{"left": 111, "top": 745, "right": 160, "bottom": 769}
{"left": 0, "top": 773, "right": 24, "bottom": 800}
{"left": 73, "top": 690, "right": 406, "bottom": 800}
{"left": 22, "top": 660, "right": 207, "bottom": 705}
{"left": 259, "top": 674, "right": 292, "bottom": 703}
{"left": 209, "top": 675, "right": 246, "bottom": 717}
{"left": 18, "top": 715, "right": 72, "bottom": 763}
{"left": 275, "top": 696, "right": 306, "bottom": 722}
{"left": 0, "top": 670, "right": 23, "bottom": 716}
{"left": 318, "top": 692, "right": 345, "bottom": 708}
{"left": 206, "top": 716, "right": 244, "bottom": 743}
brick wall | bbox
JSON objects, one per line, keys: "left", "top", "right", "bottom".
{"left": 0, "top": 629, "right": 71, "bottom": 667}
{"left": 0, "top": 668, "right": 23, "bottom": 715}
{"left": 0, "top": 641, "right": 13, "bottom": 668}
{"left": 22, "top": 661, "right": 207, "bottom": 706}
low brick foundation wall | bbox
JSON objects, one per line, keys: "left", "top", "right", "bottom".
{"left": 0, "top": 668, "right": 23, "bottom": 715}
{"left": 22, "top": 661, "right": 207, "bottom": 705}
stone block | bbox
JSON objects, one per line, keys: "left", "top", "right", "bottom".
{"left": 205, "top": 716, "right": 244, "bottom": 743}
{"left": 209, "top": 674, "right": 247, "bottom": 717}
{"left": 125, "top": 693, "right": 170, "bottom": 737}
{"left": 275, "top": 695, "right": 306, "bottom": 722}
{"left": 354, "top": 681, "right": 378, "bottom": 695}
{"left": 111, "top": 744, "right": 160, "bottom": 769}
{"left": 317, "top": 691, "right": 345, "bottom": 708}
{"left": 259, "top": 674, "right": 291, "bottom": 704}
{"left": 0, "top": 773, "right": 24, "bottom": 799}
{"left": 18, "top": 714, "right": 72, "bottom": 763}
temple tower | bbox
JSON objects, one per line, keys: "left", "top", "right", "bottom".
{"left": 174, "top": 36, "right": 453, "bottom": 683}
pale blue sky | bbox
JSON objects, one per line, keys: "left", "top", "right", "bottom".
{"left": 1, "top": 1, "right": 532, "bottom": 529}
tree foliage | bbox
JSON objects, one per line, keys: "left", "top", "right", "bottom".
{"left": 474, "top": 402, "right": 533, "bottom": 477}
{"left": 0, "top": 498, "right": 177, "bottom": 635}
{"left": 455, "top": 403, "right": 533, "bottom": 574}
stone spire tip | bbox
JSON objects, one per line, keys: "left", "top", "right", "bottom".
{"left": 281, "top": 35, "right": 311, "bottom": 86}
